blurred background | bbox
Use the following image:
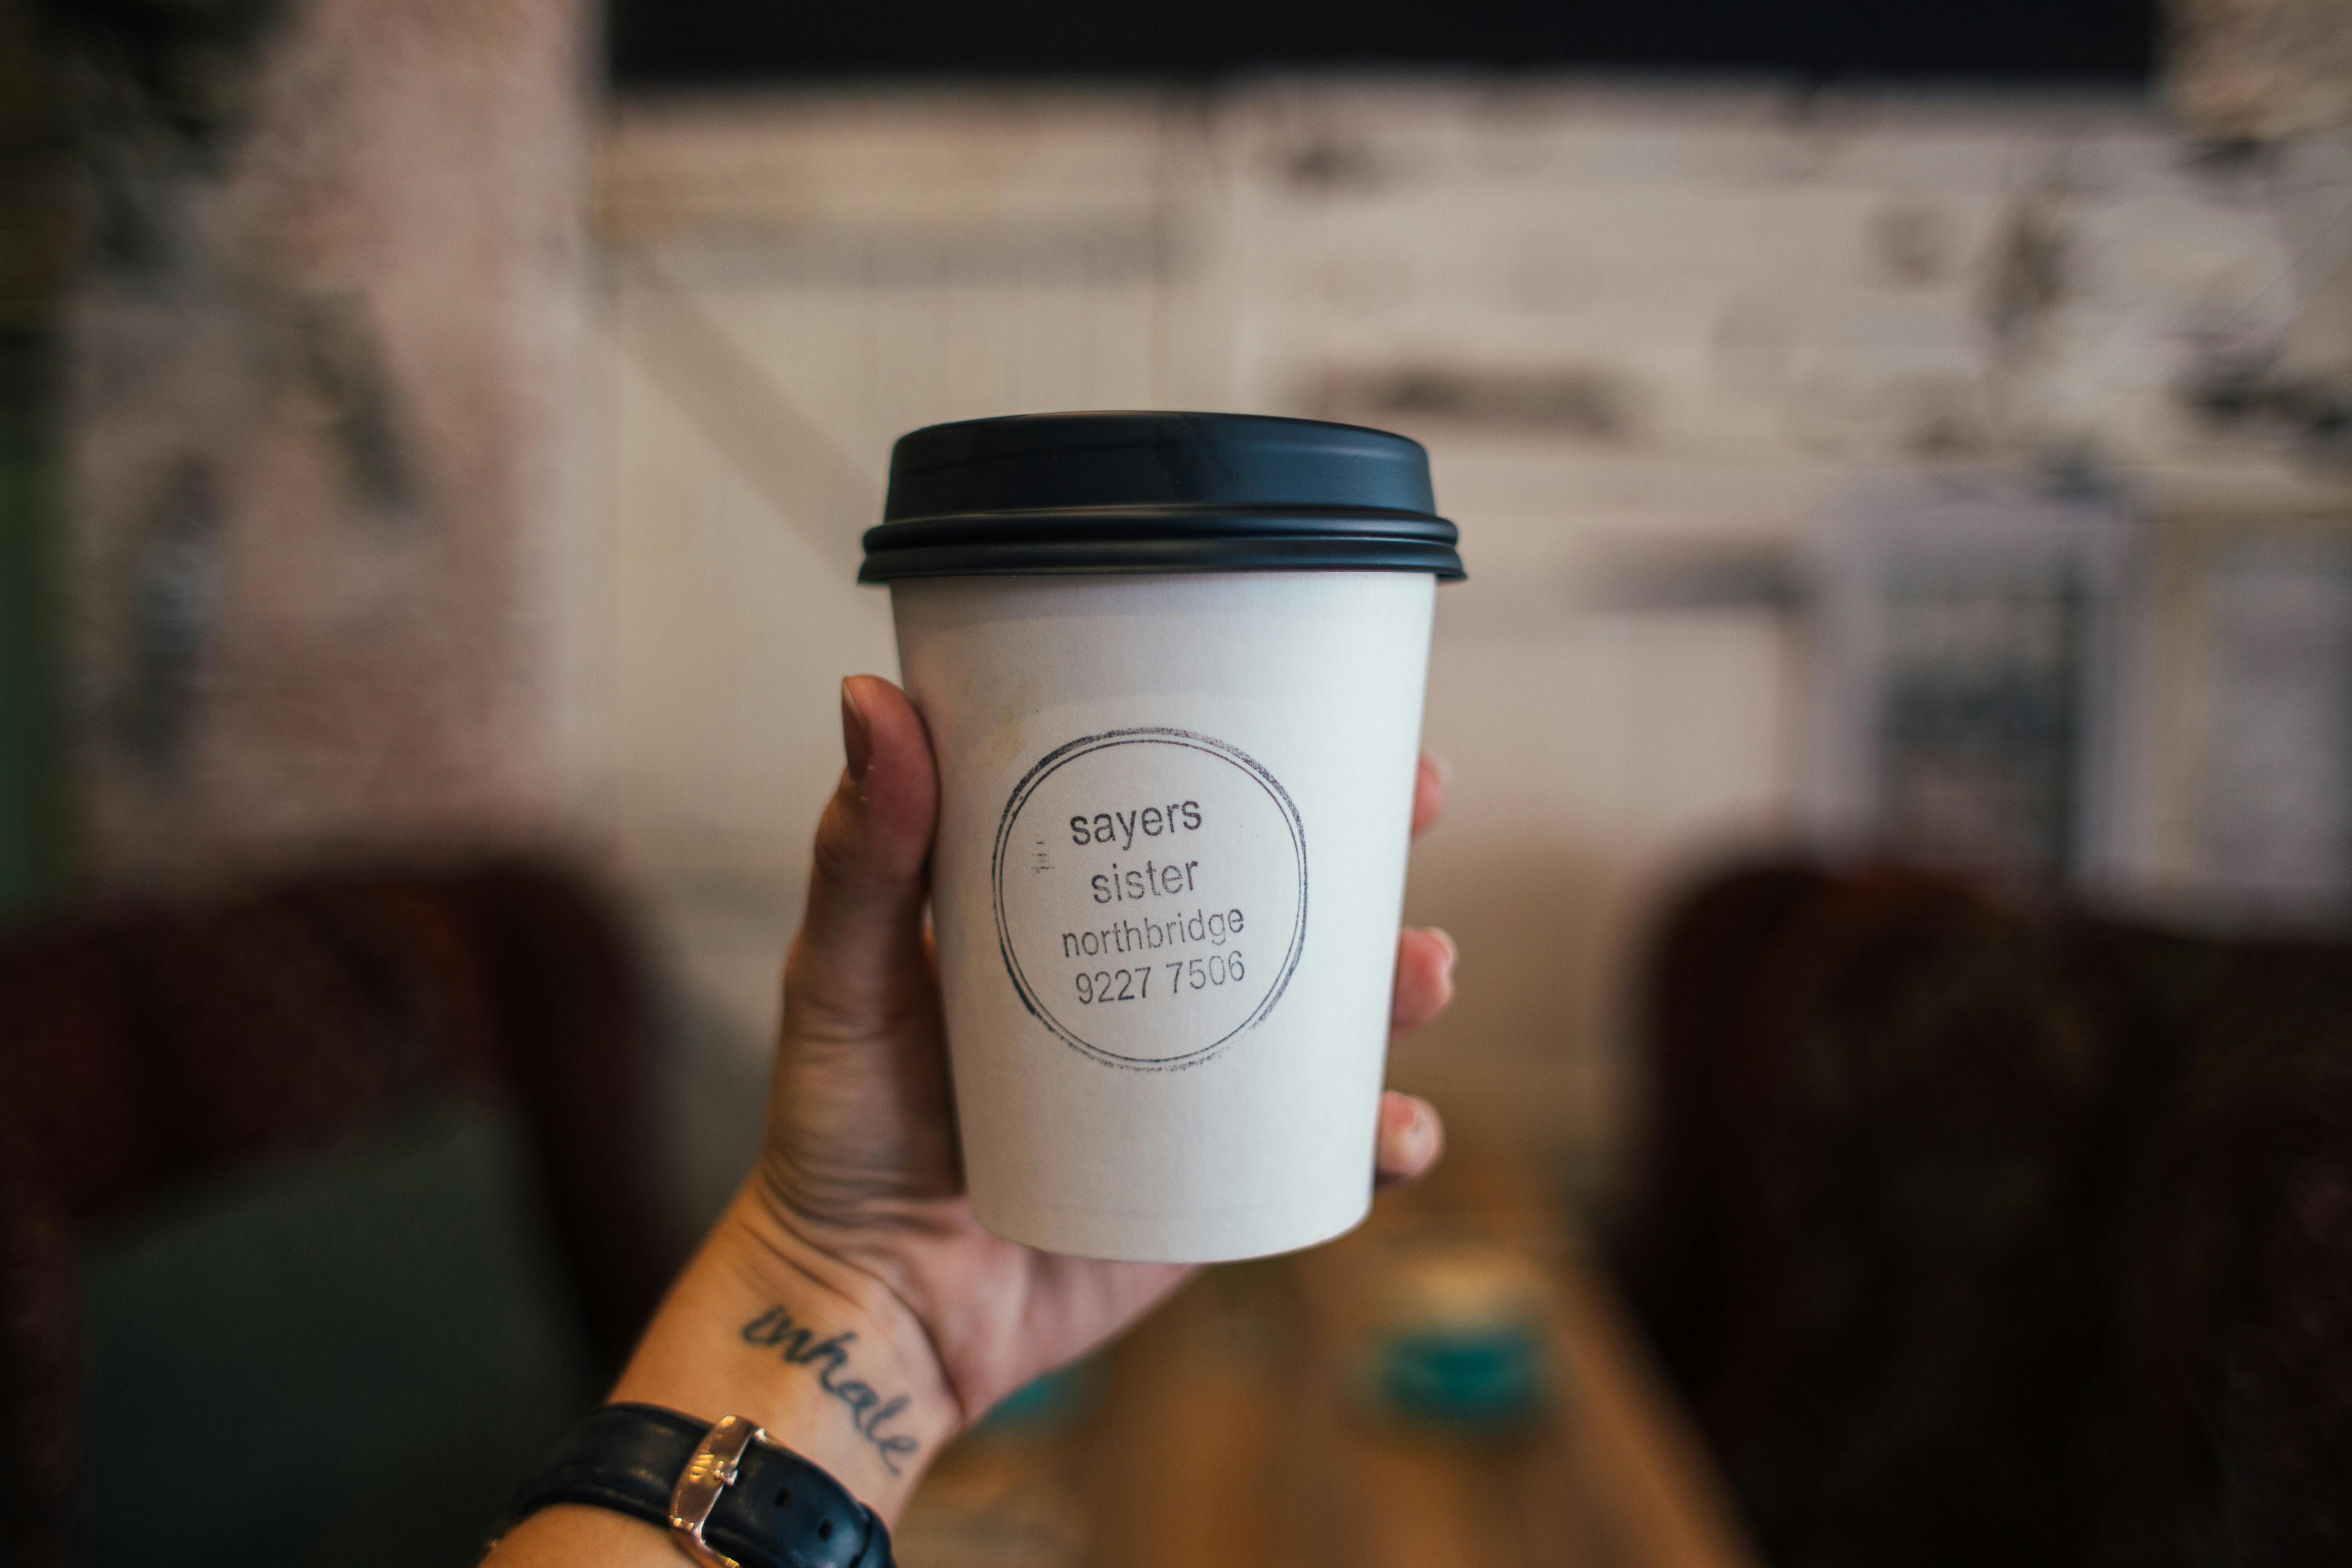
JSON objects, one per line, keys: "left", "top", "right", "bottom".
{"left": 5, "top": 0, "right": 2351, "bottom": 1564}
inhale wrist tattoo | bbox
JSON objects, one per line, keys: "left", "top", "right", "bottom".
{"left": 739, "top": 1306, "right": 925, "bottom": 1474}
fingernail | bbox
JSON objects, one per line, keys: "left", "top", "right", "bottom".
{"left": 1425, "top": 752, "right": 1455, "bottom": 790}
{"left": 1382, "top": 1093, "right": 1414, "bottom": 1137}
{"left": 840, "top": 680, "right": 873, "bottom": 783}
{"left": 1429, "top": 927, "right": 1458, "bottom": 970}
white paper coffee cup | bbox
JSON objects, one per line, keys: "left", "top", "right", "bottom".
{"left": 861, "top": 414, "right": 1463, "bottom": 1263}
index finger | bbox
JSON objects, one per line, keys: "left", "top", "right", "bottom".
{"left": 1411, "top": 753, "right": 1449, "bottom": 839}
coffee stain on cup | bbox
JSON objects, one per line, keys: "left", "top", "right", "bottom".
{"left": 975, "top": 674, "right": 1041, "bottom": 777}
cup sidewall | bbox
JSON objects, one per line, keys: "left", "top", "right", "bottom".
{"left": 890, "top": 571, "right": 1435, "bottom": 1263}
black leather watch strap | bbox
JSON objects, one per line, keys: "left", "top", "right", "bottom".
{"left": 499, "top": 1403, "right": 894, "bottom": 1568}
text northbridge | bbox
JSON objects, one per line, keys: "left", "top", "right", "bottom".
{"left": 1063, "top": 906, "right": 1245, "bottom": 960}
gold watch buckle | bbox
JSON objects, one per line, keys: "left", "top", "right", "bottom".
{"left": 668, "top": 1415, "right": 767, "bottom": 1568}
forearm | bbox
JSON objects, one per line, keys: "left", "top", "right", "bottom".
{"left": 486, "top": 1186, "right": 960, "bottom": 1565}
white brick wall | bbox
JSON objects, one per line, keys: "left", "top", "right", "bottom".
{"left": 70, "top": 0, "right": 593, "bottom": 892}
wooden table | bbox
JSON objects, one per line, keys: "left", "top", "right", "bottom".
{"left": 895, "top": 1133, "right": 1757, "bottom": 1568}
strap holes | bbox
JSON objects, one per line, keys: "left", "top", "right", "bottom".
{"left": 817, "top": 1519, "right": 834, "bottom": 1541}
{"left": 775, "top": 1489, "right": 791, "bottom": 1508}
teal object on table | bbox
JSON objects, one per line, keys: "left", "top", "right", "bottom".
{"left": 971, "top": 1359, "right": 1099, "bottom": 1436}
{"left": 1376, "top": 1323, "right": 1547, "bottom": 1427}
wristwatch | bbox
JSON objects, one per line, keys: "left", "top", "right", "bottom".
{"left": 498, "top": 1403, "right": 895, "bottom": 1568}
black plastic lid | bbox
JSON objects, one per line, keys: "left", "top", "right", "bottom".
{"left": 858, "top": 411, "right": 1464, "bottom": 582}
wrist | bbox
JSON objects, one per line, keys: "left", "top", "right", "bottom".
{"left": 608, "top": 1185, "right": 959, "bottom": 1522}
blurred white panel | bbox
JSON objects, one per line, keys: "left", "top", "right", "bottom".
{"left": 2191, "top": 536, "right": 2352, "bottom": 914}
{"left": 600, "top": 301, "right": 894, "bottom": 885}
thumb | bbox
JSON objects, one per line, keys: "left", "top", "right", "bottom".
{"left": 784, "top": 676, "right": 940, "bottom": 1029}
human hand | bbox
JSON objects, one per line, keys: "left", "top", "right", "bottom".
{"left": 588, "top": 675, "right": 1456, "bottom": 1531}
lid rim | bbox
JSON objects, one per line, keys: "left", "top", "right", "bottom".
{"left": 863, "top": 505, "right": 1459, "bottom": 555}
{"left": 858, "top": 536, "right": 1467, "bottom": 584}
{"left": 875, "top": 501, "right": 1451, "bottom": 525}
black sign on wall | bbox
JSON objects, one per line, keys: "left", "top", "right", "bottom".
{"left": 610, "top": 0, "right": 2155, "bottom": 86}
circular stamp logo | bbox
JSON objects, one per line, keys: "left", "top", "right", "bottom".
{"left": 991, "top": 728, "right": 1308, "bottom": 1070}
